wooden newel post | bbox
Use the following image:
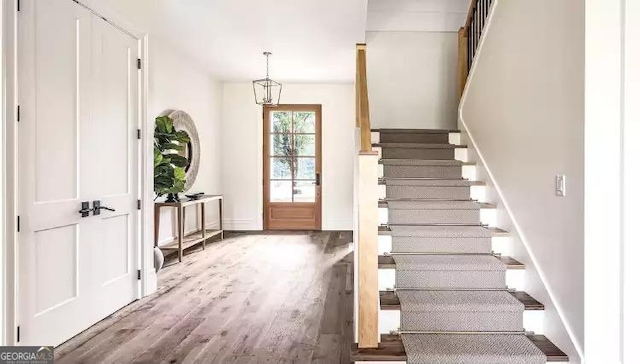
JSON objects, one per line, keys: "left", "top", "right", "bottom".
{"left": 357, "top": 151, "right": 379, "bottom": 348}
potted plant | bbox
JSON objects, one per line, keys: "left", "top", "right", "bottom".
{"left": 154, "top": 115, "right": 191, "bottom": 202}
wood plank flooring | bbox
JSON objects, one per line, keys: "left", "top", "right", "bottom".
{"left": 55, "top": 231, "right": 354, "bottom": 364}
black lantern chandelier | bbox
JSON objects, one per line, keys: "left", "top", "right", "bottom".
{"left": 253, "top": 51, "right": 282, "bottom": 107}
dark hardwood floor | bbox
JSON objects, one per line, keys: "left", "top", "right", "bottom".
{"left": 56, "top": 231, "right": 354, "bottom": 364}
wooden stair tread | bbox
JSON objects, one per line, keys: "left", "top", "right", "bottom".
{"left": 372, "top": 128, "right": 460, "bottom": 134}
{"left": 498, "top": 256, "right": 525, "bottom": 269}
{"left": 351, "top": 334, "right": 568, "bottom": 362}
{"left": 487, "top": 227, "right": 509, "bottom": 236}
{"left": 380, "top": 291, "right": 544, "bottom": 310}
{"left": 378, "top": 255, "right": 524, "bottom": 269}
{"left": 378, "top": 225, "right": 509, "bottom": 237}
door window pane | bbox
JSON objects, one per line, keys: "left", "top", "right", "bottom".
{"left": 293, "top": 112, "right": 315, "bottom": 133}
{"left": 271, "top": 133, "right": 293, "bottom": 156}
{"left": 271, "top": 111, "right": 292, "bottom": 133}
{"left": 294, "top": 158, "right": 315, "bottom": 180}
{"left": 271, "top": 158, "right": 292, "bottom": 179}
{"left": 270, "top": 181, "right": 292, "bottom": 202}
{"left": 294, "top": 181, "right": 316, "bottom": 202}
{"left": 294, "top": 135, "right": 315, "bottom": 156}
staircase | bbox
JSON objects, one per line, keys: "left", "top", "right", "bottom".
{"left": 351, "top": 129, "right": 568, "bottom": 363}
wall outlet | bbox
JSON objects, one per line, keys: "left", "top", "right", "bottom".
{"left": 556, "top": 175, "right": 566, "bottom": 197}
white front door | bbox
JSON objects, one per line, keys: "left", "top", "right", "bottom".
{"left": 18, "top": 0, "right": 140, "bottom": 346}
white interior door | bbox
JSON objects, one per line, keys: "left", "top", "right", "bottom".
{"left": 18, "top": 0, "right": 140, "bottom": 347}
{"left": 86, "top": 8, "right": 139, "bottom": 323}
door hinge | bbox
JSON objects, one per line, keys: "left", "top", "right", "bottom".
{"left": 137, "top": 129, "right": 141, "bottom": 140}
{"left": 16, "top": 326, "right": 20, "bottom": 342}
{"left": 137, "top": 200, "right": 142, "bottom": 210}
{"left": 137, "top": 270, "right": 141, "bottom": 280}
{"left": 137, "top": 59, "right": 142, "bottom": 70}
{"left": 16, "top": 105, "right": 20, "bottom": 122}
{"left": 17, "top": 216, "right": 20, "bottom": 232}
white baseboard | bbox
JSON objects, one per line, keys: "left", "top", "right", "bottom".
{"left": 223, "top": 219, "right": 261, "bottom": 231}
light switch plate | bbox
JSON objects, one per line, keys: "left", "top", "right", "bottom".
{"left": 556, "top": 175, "right": 566, "bottom": 197}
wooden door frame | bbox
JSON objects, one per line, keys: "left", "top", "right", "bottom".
{"left": 3, "top": 0, "right": 150, "bottom": 345}
{"left": 262, "top": 104, "right": 322, "bottom": 230}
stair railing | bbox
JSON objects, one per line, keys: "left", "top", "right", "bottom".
{"left": 355, "top": 43, "right": 379, "bottom": 348}
{"left": 458, "top": 0, "right": 494, "bottom": 98}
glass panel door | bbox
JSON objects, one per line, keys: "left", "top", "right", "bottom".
{"left": 263, "top": 105, "right": 322, "bottom": 230}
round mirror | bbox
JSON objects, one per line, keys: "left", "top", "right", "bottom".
{"left": 160, "top": 109, "right": 200, "bottom": 191}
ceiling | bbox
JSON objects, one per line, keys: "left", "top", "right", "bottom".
{"left": 102, "top": 0, "right": 368, "bottom": 82}
{"left": 367, "top": 0, "right": 471, "bottom": 32}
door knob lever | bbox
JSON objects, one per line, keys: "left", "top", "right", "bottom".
{"left": 92, "top": 200, "right": 116, "bottom": 215}
{"left": 79, "top": 201, "right": 92, "bottom": 217}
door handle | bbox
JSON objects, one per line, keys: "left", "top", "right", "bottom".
{"left": 92, "top": 200, "right": 116, "bottom": 215}
{"left": 79, "top": 201, "right": 92, "bottom": 217}
{"left": 315, "top": 173, "right": 321, "bottom": 186}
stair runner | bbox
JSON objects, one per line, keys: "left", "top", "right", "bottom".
{"left": 379, "top": 130, "right": 546, "bottom": 364}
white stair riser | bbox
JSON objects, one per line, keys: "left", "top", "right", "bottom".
{"left": 373, "top": 146, "right": 382, "bottom": 159}
{"left": 378, "top": 185, "right": 486, "bottom": 202}
{"left": 378, "top": 268, "right": 525, "bottom": 292}
{"left": 462, "top": 165, "right": 476, "bottom": 180}
{"left": 455, "top": 148, "right": 468, "bottom": 162}
{"left": 378, "top": 207, "right": 497, "bottom": 227}
{"left": 379, "top": 309, "right": 544, "bottom": 336}
{"left": 449, "top": 132, "right": 461, "bottom": 145}
{"left": 372, "top": 131, "right": 380, "bottom": 144}
{"left": 377, "top": 235, "right": 513, "bottom": 256}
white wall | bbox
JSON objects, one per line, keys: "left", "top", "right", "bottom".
{"left": 460, "top": 0, "right": 584, "bottom": 360}
{"left": 149, "top": 42, "right": 224, "bottom": 244}
{"left": 221, "top": 83, "right": 355, "bottom": 231}
{"left": 622, "top": 2, "right": 640, "bottom": 362}
{"left": 366, "top": 0, "right": 469, "bottom": 32}
{"left": 366, "top": 31, "right": 459, "bottom": 130}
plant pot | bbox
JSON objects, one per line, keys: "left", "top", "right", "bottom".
{"left": 153, "top": 246, "right": 164, "bottom": 272}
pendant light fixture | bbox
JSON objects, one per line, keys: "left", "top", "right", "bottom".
{"left": 253, "top": 51, "right": 282, "bottom": 107}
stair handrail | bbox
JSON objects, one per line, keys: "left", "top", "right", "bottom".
{"left": 458, "top": 0, "right": 494, "bottom": 98}
{"left": 354, "top": 43, "right": 379, "bottom": 349}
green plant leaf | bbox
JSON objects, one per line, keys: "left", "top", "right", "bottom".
{"left": 155, "top": 115, "right": 173, "bottom": 134}
{"left": 175, "top": 130, "right": 190, "bottom": 143}
{"left": 155, "top": 117, "right": 166, "bottom": 134}
{"left": 154, "top": 149, "right": 163, "bottom": 168}
{"left": 154, "top": 115, "right": 191, "bottom": 195}
{"left": 161, "top": 142, "right": 184, "bottom": 152}
{"left": 168, "top": 154, "right": 189, "bottom": 167}
{"left": 173, "top": 167, "right": 186, "bottom": 181}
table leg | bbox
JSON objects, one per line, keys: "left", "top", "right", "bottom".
{"left": 177, "top": 206, "right": 184, "bottom": 262}
{"left": 154, "top": 205, "right": 160, "bottom": 247}
{"left": 219, "top": 197, "right": 224, "bottom": 240}
{"left": 201, "top": 202, "right": 206, "bottom": 250}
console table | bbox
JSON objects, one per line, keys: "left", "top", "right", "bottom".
{"left": 154, "top": 195, "right": 223, "bottom": 262}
